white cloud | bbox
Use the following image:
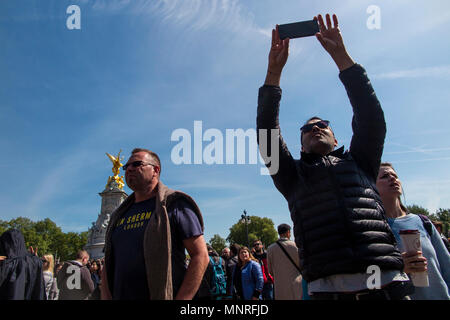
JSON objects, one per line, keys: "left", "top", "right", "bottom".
{"left": 384, "top": 147, "right": 450, "bottom": 155}
{"left": 88, "top": 0, "right": 260, "bottom": 36}
{"left": 373, "top": 65, "right": 450, "bottom": 80}
{"left": 390, "top": 157, "right": 450, "bottom": 164}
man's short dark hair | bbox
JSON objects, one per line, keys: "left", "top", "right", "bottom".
{"left": 76, "top": 250, "right": 89, "bottom": 260}
{"left": 131, "top": 148, "right": 161, "bottom": 175}
{"left": 303, "top": 116, "right": 323, "bottom": 126}
{"left": 253, "top": 239, "right": 262, "bottom": 246}
{"left": 301, "top": 116, "right": 322, "bottom": 145}
{"left": 277, "top": 223, "right": 291, "bottom": 235}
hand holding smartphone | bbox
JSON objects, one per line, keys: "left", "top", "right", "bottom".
{"left": 278, "top": 19, "right": 319, "bottom": 40}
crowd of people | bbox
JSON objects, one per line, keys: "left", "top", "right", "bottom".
{"left": 1, "top": 12, "right": 449, "bottom": 301}
{"left": 198, "top": 228, "right": 304, "bottom": 301}
{"left": 0, "top": 236, "right": 107, "bottom": 300}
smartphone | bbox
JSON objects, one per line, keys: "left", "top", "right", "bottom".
{"left": 278, "top": 20, "right": 319, "bottom": 40}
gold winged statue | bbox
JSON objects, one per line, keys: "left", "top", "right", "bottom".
{"left": 106, "top": 150, "right": 125, "bottom": 190}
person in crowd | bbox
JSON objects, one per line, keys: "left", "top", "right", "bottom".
{"left": 204, "top": 245, "right": 227, "bottom": 300}
{"left": 376, "top": 162, "right": 450, "bottom": 299}
{"left": 57, "top": 250, "right": 94, "bottom": 300}
{"left": 267, "top": 224, "right": 302, "bottom": 300}
{"left": 252, "top": 239, "right": 274, "bottom": 300}
{"left": 232, "top": 247, "right": 264, "bottom": 300}
{"left": 102, "top": 148, "right": 209, "bottom": 300}
{"left": 54, "top": 262, "right": 64, "bottom": 276}
{"left": 89, "top": 260, "right": 101, "bottom": 300}
{"left": 226, "top": 243, "right": 240, "bottom": 299}
{"left": 432, "top": 221, "right": 450, "bottom": 252}
{"left": 42, "top": 254, "right": 58, "bottom": 300}
{"left": 257, "top": 13, "right": 411, "bottom": 300}
{"left": 0, "top": 229, "right": 46, "bottom": 300}
{"left": 221, "top": 247, "right": 231, "bottom": 261}
{"left": 96, "top": 259, "right": 103, "bottom": 272}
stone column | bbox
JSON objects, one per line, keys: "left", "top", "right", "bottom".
{"left": 85, "top": 180, "right": 128, "bottom": 260}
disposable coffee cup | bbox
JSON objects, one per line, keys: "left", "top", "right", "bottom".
{"left": 399, "top": 230, "right": 429, "bottom": 287}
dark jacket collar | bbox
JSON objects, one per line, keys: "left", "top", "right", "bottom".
{"left": 300, "top": 146, "right": 345, "bottom": 164}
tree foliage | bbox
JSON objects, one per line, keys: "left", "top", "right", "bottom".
{"left": 226, "top": 215, "right": 278, "bottom": 248}
{"left": 432, "top": 208, "right": 450, "bottom": 236}
{"left": 0, "top": 217, "right": 88, "bottom": 262}
{"left": 406, "top": 205, "right": 449, "bottom": 236}
{"left": 209, "top": 234, "right": 226, "bottom": 254}
{"left": 406, "top": 204, "right": 430, "bottom": 216}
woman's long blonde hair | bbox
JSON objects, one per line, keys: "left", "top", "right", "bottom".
{"left": 43, "top": 254, "right": 55, "bottom": 275}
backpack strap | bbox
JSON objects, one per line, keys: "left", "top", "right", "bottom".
{"left": 276, "top": 241, "right": 301, "bottom": 273}
{"left": 210, "top": 256, "right": 221, "bottom": 266}
{"left": 417, "top": 214, "right": 433, "bottom": 237}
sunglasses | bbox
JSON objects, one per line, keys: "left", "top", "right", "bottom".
{"left": 122, "top": 161, "right": 156, "bottom": 171}
{"left": 300, "top": 120, "right": 330, "bottom": 133}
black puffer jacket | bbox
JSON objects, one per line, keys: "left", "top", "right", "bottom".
{"left": 257, "top": 64, "right": 403, "bottom": 282}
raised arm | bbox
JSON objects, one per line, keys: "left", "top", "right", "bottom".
{"left": 315, "top": 14, "right": 355, "bottom": 71}
{"left": 316, "top": 14, "right": 385, "bottom": 180}
{"left": 264, "top": 26, "right": 290, "bottom": 86}
{"left": 257, "top": 26, "right": 297, "bottom": 198}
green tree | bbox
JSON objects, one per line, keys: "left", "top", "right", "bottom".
{"left": 209, "top": 234, "right": 226, "bottom": 254}
{"left": 7, "top": 217, "right": 38, "bottom": 250}
{"left": 406, "top": 204, "right": 430, "bottom": 216}
{"left": 59, "top": 231, "right": 89, "bottom": 262}
{"left": 432, "top": 208, "right": 450, "bottom": 236}
{"left": 227, "top": 216, "right": 278, "bottom": 248}
{"left": 33, "top": 218, "right": 64, "bottom": 255}
{"left": 0, "top": 219, "right": 9, "bottom": 235}
{"left": 0, "top": 217, "right": 88, "bottom": 262}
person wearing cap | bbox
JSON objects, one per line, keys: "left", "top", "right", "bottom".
{"left": 267, "top": 224, "right": 302, "bottom": 300}
{"left": 257, "top": 13, "right": 410, "bottom": 300}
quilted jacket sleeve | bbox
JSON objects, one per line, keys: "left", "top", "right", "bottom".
{"left": 257, "top": 85, "right": 297, "bottom": 199}
{"left": 339, "top": 64, "right": 386, "bottom": 181}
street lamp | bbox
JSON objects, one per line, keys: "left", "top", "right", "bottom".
{"left": 241, "top": 209, "right": 251, "bottom": 248}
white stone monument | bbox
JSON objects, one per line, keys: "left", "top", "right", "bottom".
{"left": 85, "top": 151, "right": 128, "bottom": 260}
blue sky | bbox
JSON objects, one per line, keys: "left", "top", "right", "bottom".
{"left": 1, "top": 0, "right": 450, "bottom": 244}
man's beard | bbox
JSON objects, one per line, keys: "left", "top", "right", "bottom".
{"left": 126, "top": 175, "right": 142, "bottom": 192}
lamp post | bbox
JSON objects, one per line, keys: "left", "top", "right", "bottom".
{"left": 241, "top": 210, "right": 251, "bottom": 248}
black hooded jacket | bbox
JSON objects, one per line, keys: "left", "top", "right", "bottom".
{"left": 0, "top": 229, "right": 46, "bottom": 300}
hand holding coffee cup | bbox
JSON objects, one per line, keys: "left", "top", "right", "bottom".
{"left": 402, "top": 251, "right": 427, "bottom": 273}
{"left": 399, "top": 230, "right": 429, "bottom": 287}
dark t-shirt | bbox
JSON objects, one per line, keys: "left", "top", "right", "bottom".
{"left": 111, "top": 197, "right": 203, "bottom": 299}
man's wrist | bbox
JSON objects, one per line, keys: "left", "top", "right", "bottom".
{"left": 331, "top": 51, "right": 355, "bottom": 72}
{"left": 264, "top": 70, "right": 282, "bottom": 86}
